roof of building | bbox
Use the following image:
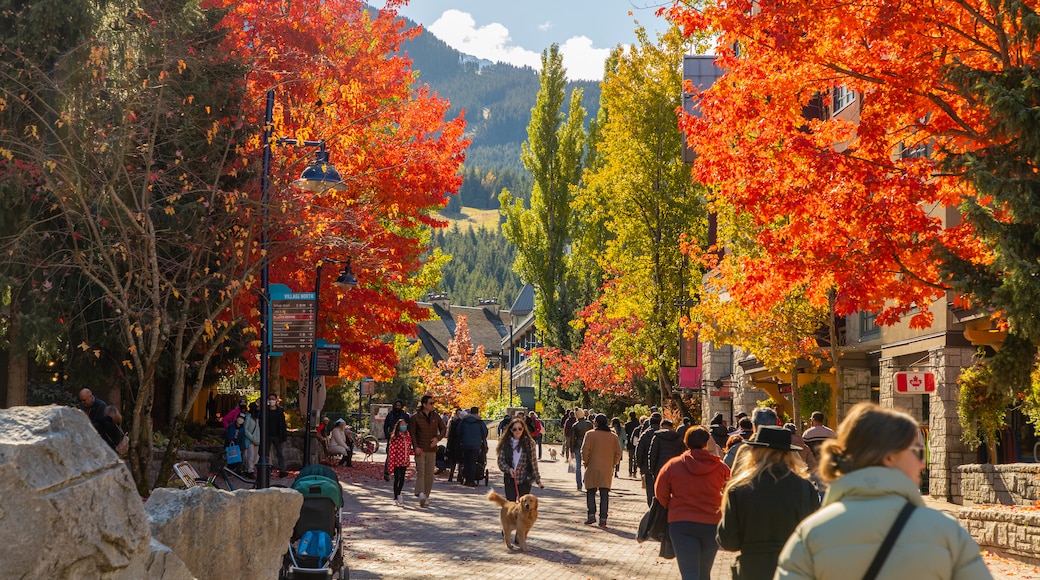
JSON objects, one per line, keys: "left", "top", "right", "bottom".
{"left": 509, "top": 284, "right": 535, "bottom": 318}
{"left": 415, "top": 299, "right": 510, "bottom": 364}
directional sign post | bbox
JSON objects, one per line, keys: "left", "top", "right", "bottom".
{"left": 268, "top": 283, "right": 317, "bottom": 354}
{"left": 315, "top": 339, "right": 341, "bottom": 377}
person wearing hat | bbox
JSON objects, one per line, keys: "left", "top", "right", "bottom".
{"left": 717, "top": 425, "right": 820, "bottom": 579}
{"left": 709, "top": 413, "right": 729, "bottom": 450}
{"left": 328, "top": 418, "right": 354, "bottom": 467}
{"left": 568, "top": 409, "right": 593, "bottom": 491}
{"left": 724, "top": 407, "right": 777, "bottom": 469}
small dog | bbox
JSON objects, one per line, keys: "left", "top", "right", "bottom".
{"left": 548, "top": 448, "right": 558, "bottom": 461}
{"left": 488, "top": 491, "right": 539, "bottom": 551}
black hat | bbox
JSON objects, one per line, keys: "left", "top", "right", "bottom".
{"left": 745, "top": 426, "right": 802, "bottom": 451}
{"left": 710, "top": 412, "right": 724, "bottom": 425}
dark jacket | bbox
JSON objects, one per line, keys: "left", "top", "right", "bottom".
{"left": 718, "top": 465, "right": 820, "bottom": 580}
{"left": 80, "top": 398, "right": 108, "bottom": 433}
{"left": 265, "top": 405, "right": 288, "bottom": 443}
{"left": 457, "top": 415, "right": 488, "bottom": 450}
{"left": 636, "top": 423, "right": 660, "bottom": 475}
{"left": 569, "top": 418, "right": 593, "bottom": 450}
{"left": 97, "top": 416, "right": 124, "bottom": 450}
{"left": 648, "top": 430, "right": 686, "bottom": 478}
{"left": 624, "top": 418, "right": 640, "bottom": 449}
{"left": 409, "top": 409, "right": 446, "bottom": 452}
{"left": 383, "top": 407, "right": 410, "bottom": 440}
{"left": 710, "top": 423, "right": 729, "bottom": 449}
{"left": 445, "top": 415, "right": 463, "bottom": 462}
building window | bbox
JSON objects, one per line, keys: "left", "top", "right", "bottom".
{"left": 833, "top": 86, "right": 856, "bottom": 112}
{"left": 859, "top": 310, "right": 880, "bottom": 340}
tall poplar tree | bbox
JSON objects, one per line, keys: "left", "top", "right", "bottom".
{"left": 571, "top": 27, "right": 706, "bottom": 408}
{"left": 501, "top": 45, "right": 586, "bottom": 351}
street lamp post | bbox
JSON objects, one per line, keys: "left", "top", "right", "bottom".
{"left": 257, "top": 88, "right": 348, "bottom": 487}
{"left": 302, "top": 258, "right": 358, "bottom": 468}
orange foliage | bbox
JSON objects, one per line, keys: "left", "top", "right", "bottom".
{"left": 660, "top": 0, "right": 1023, "bottom": 326}
{"left": 212, "top": 0, "right": 467, "bottom": 380}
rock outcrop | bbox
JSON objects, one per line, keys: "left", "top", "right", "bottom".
{"left": 146, "top": 485, "right": 303, "bottom": 579}
{"left": 0, "top": 405, "right": 193, "bottom": 579}
{"left": 0, "top": 405, "right": 305, "bottom": 579}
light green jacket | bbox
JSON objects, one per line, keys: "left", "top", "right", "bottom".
{"left": 775, "top": 466, "right": 991, "bottom": 580}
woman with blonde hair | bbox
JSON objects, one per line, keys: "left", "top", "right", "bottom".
{"left": 775, "top": 403, "right": 990, "bottom": 579}
{"left": 717, "top": 426, "right": 819, "bottom": 579}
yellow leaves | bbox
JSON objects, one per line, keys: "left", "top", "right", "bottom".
{"left": 78, "top": 341, "right": 91, "bottom": 351}
{"left": 204, "top": 319, "right": 215, "bottom": 339}
{"left": 177, "top": 59, "right": 187, "bottom": 74}
{"left": 165, "top": 206, "right": 176, "bottom": 215}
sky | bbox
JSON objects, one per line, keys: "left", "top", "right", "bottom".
{"left": 393, "top": 0, "right": 672, "bottom": 81}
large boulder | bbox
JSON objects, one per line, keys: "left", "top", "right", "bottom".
{"left": 146, "top": 485, "right": 303, "bottom": 579}
{"left": 0, "top": 405, "right": 191, "bottom": 578}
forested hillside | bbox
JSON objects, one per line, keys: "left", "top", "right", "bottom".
{"left": 430, "top": 225, "right": 522, "bottom": 308}
{"left": 397, "top": 15, "right": 602, "bottom": 306}
{"left": 401, "top": 18, "right": 600, "bottom": 209}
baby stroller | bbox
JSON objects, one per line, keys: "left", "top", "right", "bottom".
{"left": 475, "top": 440, "right": 490, "bottom": 486}
{"left": 279, "top": 464, "right": 347, "bottom": 580}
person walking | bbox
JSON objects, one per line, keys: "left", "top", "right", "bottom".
{"left": 383, "top": 400, "right": 410, "bottom": 481}
{"left": 386, "top": 418, "right": 413, "bottom": 506}
{"left": 568, "top": 409, "right": 593, "bottom": 491}
{"left": 646, "top": 419, "right": 686, "bottom": 506}
{"left": 800, "top": 411, "right": 836, "bottom": 461}
{"left": 457, "top": 406, "right": 489, "bottom": 487}
{"left": 717, "top": 425, "right": 820, "bottom": 579}
{"left": 497, "top": 417, "right": 544, "bottom": 500}
{"left": 581, "top": 414, "right": 623, "bottom": 527}
{"left": 655, "top": 426, "right": 731, "bottom": 580}
{"left": 408, "top": 394, "right": 446, "bottom": 507}
{"left": 265, "top": 394, "right": 289, "bottom": 478}
{"left": 611, "top": 417, "right": 627, "bottom": 477}
{"left": 529, "top": 412, "right": 544, "bottom": 459}
{"left": 624, "top": 411, "right": 640, "bottom": 477}
{"left": 775, "top": 403, "right": 991, "bottom": 579}
{"left": 241, "top": 403, "right": 260, "bottom": 477}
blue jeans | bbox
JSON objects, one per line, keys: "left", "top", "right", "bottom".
{"left": 572, "top": 446, "right": 583, "bottom": 489}
{"left": 669, "top": 521, "right": 719, "bottom": 580}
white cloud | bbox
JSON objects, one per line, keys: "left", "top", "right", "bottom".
{"left": 427, "top": 10, "right": 611, "bottom": 81}
{"left": 429, "top": 10, "right": 541, "bottom": 71}
{"left": 559, "top": 36, "right": 611, "bottom": 81}
{"left": 538, "top": 21, "right": 553, "bottom": 32}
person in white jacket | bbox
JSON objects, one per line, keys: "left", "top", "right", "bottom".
{"left": 775, "top": 403, "right": 991, "bottom": 580}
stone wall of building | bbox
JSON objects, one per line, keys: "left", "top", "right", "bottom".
{"left": 959, "top": 464, "right": 1040, "bottom": 506}
{"left": 959, "top": 507, "right": 1040, "bottom": 565}
{"left": 931, "top": 347, "right": 976, "bottom": 502}
{"left": 839, "top": 366, "right": 871, "bottom": 425}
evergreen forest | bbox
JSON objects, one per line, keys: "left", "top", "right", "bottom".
{"left": 428, "top": 225, "right": 522, "bottom": 309}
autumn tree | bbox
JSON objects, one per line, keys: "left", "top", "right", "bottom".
{"left": 663, "top": 0, "right": 1040, "bottom": 435}
{"left": 417, "top": 315, "right": 487, "bottom": 409}
{"left": 0, "top": 0, "right": 466, "bottom": 492}
{"left": 501, "top": 44, "right": 586, "bottom": 351}
{"left": 571, "top": 26, "right": 706, "bottom": 411}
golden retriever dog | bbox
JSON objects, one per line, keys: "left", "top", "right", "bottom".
{"left": 488, "top": 491, "right": 539, "bottom": 551}
{"left": 548, "top": 448, "right": 558, "bottom": 461}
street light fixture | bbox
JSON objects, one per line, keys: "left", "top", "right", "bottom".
{"left": 302, "top": 257, "right": 358, "bottom": 468}
{"left": 257, "top": 89, "right": 347, "bottom": 488}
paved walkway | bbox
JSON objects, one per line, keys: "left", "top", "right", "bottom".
{"left": 334, "top": 438, "right": 726, "bottom": 579}
{"left": 328, "top": 439, "right": 1032, "bottom": 579}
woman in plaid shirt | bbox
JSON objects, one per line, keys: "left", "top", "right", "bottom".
{"left": 497, "top": 418, "right": 545, "bottom": 501}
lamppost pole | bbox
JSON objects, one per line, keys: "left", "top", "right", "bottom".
{"left": 256, "top": 89, "right": 275, "bottom": 489}
{"left": 302, "top": 260, "right": 325, "bottom": 468}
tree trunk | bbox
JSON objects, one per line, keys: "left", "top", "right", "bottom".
{"left": 5, "top": 295, "right": 28, "bottom": 406}
{"left": 658, "top": 366, "right": 692, "bottom": 420}
{"left": 790, "top": 366, "right": 801, "bottom": 429}
{"left": 827, "top": 291, "right": 843, "bottom": 426}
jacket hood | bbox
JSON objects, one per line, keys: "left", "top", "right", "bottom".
{"left": 823, "top": 465, "right": 925, "bottom": 507}
{"left": 678, "top": 448, "right": 727, "bottom": 476}
{"left": 461, "top": 414, "right": 482, "bottom": 424}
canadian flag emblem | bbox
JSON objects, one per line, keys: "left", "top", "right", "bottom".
{"left": 895, "top": 372, "right": 935, "bottom": 393}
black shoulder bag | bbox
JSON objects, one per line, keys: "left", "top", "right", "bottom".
{"left": 862, "top": 502, "right": 916, "bottom": 580}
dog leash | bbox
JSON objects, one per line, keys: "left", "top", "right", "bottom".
{"left": 514, "top": 475, "right": 521, "bottom": 503}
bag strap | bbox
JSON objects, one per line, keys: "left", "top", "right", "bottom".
{"left": 862, "top": 502, "right": 916, "bottom": 580}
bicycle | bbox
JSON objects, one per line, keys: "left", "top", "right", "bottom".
{"left": 354, "top": 427, "right": 379, "bottom": 460}
{"left": 213, "top": 450, "right": 256, "bottom": 490}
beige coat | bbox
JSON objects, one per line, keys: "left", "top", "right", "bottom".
{"left": 581, "top": 428, "right": 623, "bottom": 490}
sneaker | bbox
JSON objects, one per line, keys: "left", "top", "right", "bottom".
{"left": 584, "top": 515, "right": 596, "bottom": 525}
{"left": 393, "top": 497, "right": 402, "bottom": 507}
{"left": 419, "top": 492, "right": 428, "bottom": 507}
{"left": 384, "top": 473, "right": 390, "bottom": 482}
{"left": 599, "top": 520, "right": 607, "bottom": 528}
